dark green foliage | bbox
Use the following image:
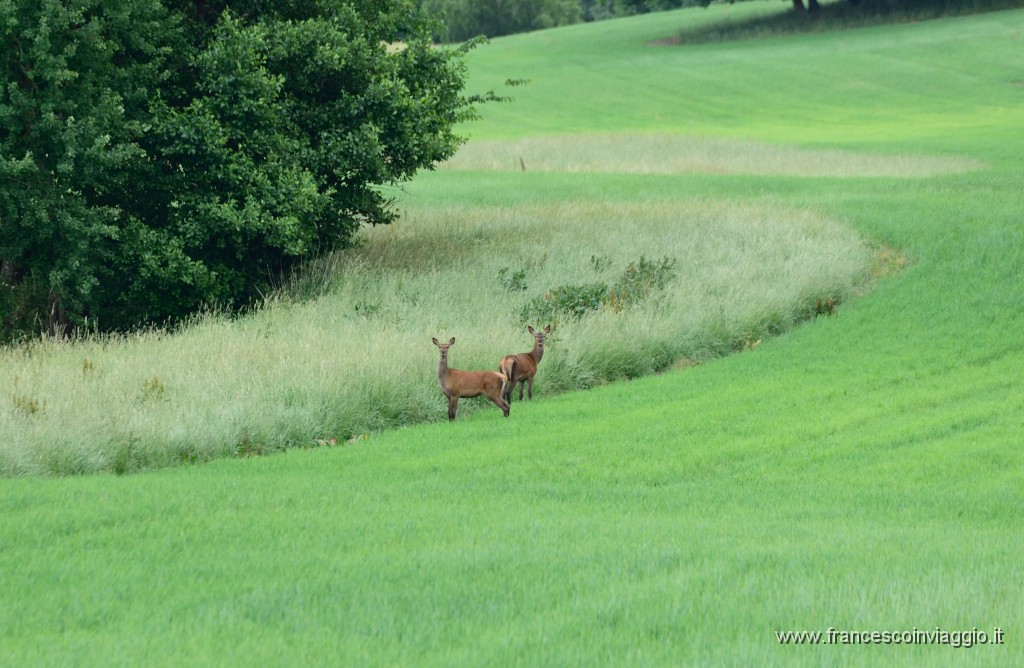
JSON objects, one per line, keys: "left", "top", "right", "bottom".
{"left": 422, "top": 0, "right": 582, "bottom": 41}
{"left": 581, "top": 0, "right": 690, "bottom": 22}
{"left": 520, "top": 255, "right": 676, "bottom": 322}
{"left": 521, "top": 282, "right": 609, "bottom": 322}
{"left": 497, "top": 266, "right": 528, "bottom": 292}
{"left": 674, "top": 0, "right": 1024, "bottom": 44}
{"left": 422, "top": 0, "right": 1024, "bottom": 43}
{"left": 607, "top": 255, "right": 676, "bottom": 309}
{"left": 1, "top": 0, "right": 480, "bottom": 338}
{"left": 352, "top": 299, "right": 382, "bottom": 318}
{"left": 420, "top": 0, "right": 699, "bottom": 40}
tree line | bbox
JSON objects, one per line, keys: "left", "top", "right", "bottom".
{"left": 418, "top": 0, "right": 1009, "bottom": 43}
{"left": 420, "top": 0, "right": 695, "bottom": 42}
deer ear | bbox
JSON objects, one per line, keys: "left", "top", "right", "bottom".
{"left": 448, "top": 337, "right": 456, "bottom": 345}
{"left": 432, "top": 338, "right": 440, "bottom": 346}
{"left": 528, "top": 325, "right": 536, "bottom": 334}
{"left": 544, "top": 325, "right": 551, "bottom": 333}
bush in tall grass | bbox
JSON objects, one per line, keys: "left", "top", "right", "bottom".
{"left": 518, "top": 255, "right": 677, "bottom": 322}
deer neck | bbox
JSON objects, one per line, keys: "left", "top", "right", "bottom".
{"left": 530, "top": 341, "right": 544, "bottom": 365}
{"left": 437, "top": 354, "right": 449, "bottom": 387}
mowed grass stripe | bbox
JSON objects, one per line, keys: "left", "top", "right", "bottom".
{"left": 2, "top": 346, "right": 1019, "bottom": 665}
{"left": 463, "top": 5, "right": 1024, "bottom": 146}
{"left": 440, "top": 133, "right": 984, "bottom": 177}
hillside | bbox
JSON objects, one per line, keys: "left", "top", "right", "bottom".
{"left": 2, "top": 4, "right": 1023, "bottom": 665}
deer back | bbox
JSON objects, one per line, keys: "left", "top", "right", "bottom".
{"left": 445, "top": 367, "right": 506, "bottom": 399}
{"left": 512, "top": 353, "right": 538, "bottom": 381}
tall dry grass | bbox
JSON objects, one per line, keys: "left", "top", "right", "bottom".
{"left": 439, "top": 134, "right": 983, "bottom": 177}
{"left": 0, "top": 197, "right": 870, "bottom": 476}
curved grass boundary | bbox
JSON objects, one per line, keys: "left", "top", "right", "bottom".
{"left": 0, "top": 198, "right": 871, "bottom": 476}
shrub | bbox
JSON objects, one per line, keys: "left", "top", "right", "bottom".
{"left": 519, "top": 256, "right": 676, "bottom": 322}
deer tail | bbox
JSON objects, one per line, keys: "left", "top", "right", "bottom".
{"left": 499, "top": 356, "right": 516, "bottom": 383}
{"left": 499, "top": 356, "right": 517, "bottom": 399}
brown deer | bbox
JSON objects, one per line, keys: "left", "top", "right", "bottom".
{"left": 498, "top": 324, "right": 551, "bottom": 404}
{"left": 433, "top": 337, "right": 510, "bottom": 421}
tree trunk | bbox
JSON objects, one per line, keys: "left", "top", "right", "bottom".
{"left": 0, "top": 259, "right": 14, "bottom": 283}
{"left": 48, "top": 292, "right": 68, "bottom": 339}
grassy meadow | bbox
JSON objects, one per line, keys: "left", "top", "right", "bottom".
{"left": 3, "top": 2, "right": 1024, "bottom": 665}
{"left": 0, "top": 193, "right": 869, "bottom": 475}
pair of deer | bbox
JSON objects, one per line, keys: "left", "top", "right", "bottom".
{"left": 432, "top": 325, "right": 551, "bottom": 421}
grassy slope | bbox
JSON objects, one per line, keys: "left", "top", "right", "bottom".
{"left": 2, "top": 5, "right": 1023, "bottom": 666}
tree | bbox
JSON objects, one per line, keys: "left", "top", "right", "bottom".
{"left": 791, "top": 0, "right": 822, "bottom": 13}
{"left": 2, "top": 0, "right": 482, "bottom": 337}
{"left": 421, "top": 0, "right": 582, "bottom": 42}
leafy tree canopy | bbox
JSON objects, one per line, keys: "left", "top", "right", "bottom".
{"left": 1, "top": 0, "right": 484, "bottom": 338}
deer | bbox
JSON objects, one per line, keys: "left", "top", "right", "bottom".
{"left": 432, "top": 337, "right": 510, "bottom": 421}
{"left": 498, "top": 324, "right": 551, "bottom": 404}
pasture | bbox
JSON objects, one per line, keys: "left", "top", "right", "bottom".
{"left": 2, "top": 3, "right": 1023, "bottom": 665}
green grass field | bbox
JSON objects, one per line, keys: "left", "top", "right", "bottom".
{"left": 3, "top": 3, "right": 1024, "bottom": 665}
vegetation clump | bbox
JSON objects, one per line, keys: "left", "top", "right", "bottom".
{"left": 520, "top": 256, "right": 677, "bottom": 322}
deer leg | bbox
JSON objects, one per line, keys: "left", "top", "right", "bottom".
{"left": 490, "top": 394, "right": 510, "bottom": 417}
{"left": 518, "top": 380, "right": 525, "bottom": 401}
{"left": 527, "top": 376, "right": 534, "bottom": 400}
{"left": 448, "top": 396, "right": 459, "bottom": 421}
